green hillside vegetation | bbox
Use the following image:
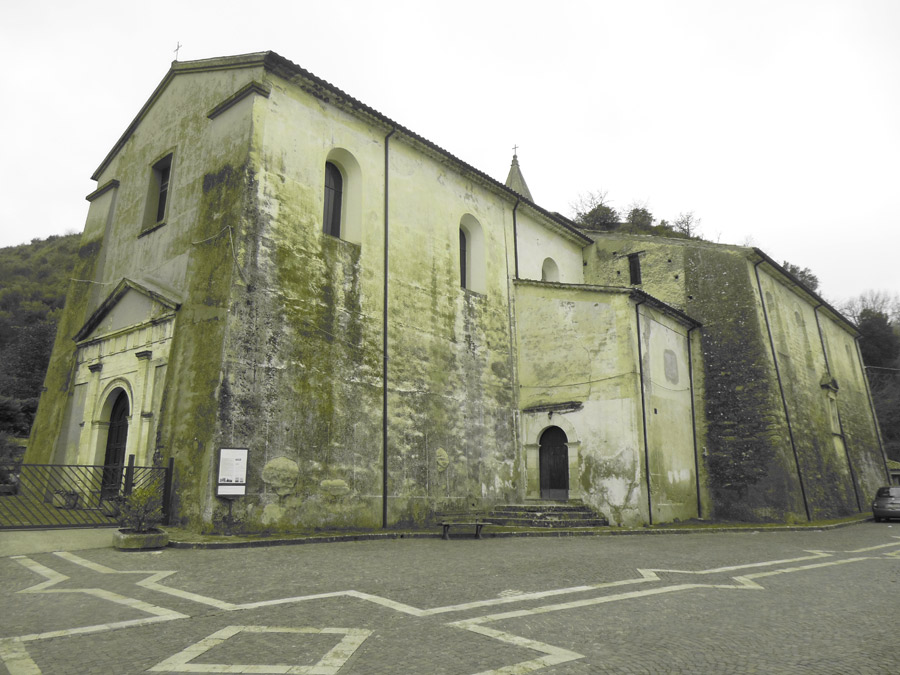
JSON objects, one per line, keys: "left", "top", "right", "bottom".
{"left": 0, "top": 233, "right": 81, "bottom": 454}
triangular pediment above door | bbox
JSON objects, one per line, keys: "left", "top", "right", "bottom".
{"left": 74, "top": 278, "right": 182, "bottom": 343}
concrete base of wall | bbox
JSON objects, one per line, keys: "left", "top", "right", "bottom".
{"left": 0, "top": 527, "right": 116, "bottom": 557}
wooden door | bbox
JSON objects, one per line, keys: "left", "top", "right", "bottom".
{"left": 101, "top": 392, "right": 129, "bottom": 498}
{"left": 539, "top": 426, "right": 569, "bottom": 500}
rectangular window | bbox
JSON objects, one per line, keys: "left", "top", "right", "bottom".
{"left": 156, "top": 162, "right": 170, "bottom": 223}
{"left": 141, "top": 153, "right": 173, "bottom": 234}
{"left": 628, "top": 253, "right": 642, "bottom": 285}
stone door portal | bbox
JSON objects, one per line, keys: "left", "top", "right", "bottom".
{"left": 101, "top": 391, "right": 129, "bottom": 498}
{"left": 539, "top": 426, "right": 569, "bottom": 500}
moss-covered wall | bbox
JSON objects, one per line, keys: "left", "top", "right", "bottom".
{"left": 585, "top": 235, "right": 689, "bottom": 310}
{"left": 516, "top": 283, "right": 642, "bottom": 523}
{"left": 684, "top": 250, "right": 806, "bottom": 521}
{"left": 755, "top": 268, "right": 860, "bottom": 517}
{"left": 515, "top": 282, "right": 698, "bottom": 525}
{"left": 37, "top": 53, "right": 883, "bottom": 532}
{"left": 639, "top": 303, "right": 698, "bottom": 524}
{"left": 585, "top": 232, "right": 881, "bottom": 521}
{"left": 27, "top": 230, "right": 104, "bottom": 464}
{"left": 817, "top": 310, "right": 889, "bottom": 501}
{"left": 200, "top": 70, "right": 520, "bottom": 532}
{"left": 30, "top": 67, "right": 262, "bottom": 530}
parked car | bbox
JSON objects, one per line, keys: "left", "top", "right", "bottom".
{"left": 872, "top": 486, "right": 900, "bottom": 522}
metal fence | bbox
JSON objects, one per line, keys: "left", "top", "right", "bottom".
{"left": 0, "top": 456, "right": 173, "bottom": 530}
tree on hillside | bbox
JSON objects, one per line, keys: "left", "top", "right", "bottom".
{"left": 571, "top": 191, "right": 620, "bottom": 231}
{"left": 839, "top": 289, "right": 900, "bottom": 325}
{"left": 857, "top": 309, "right": 900, "bottom": 370}
{"left": 623, "top": 204, "right": 654, "bottom": 230}
{"left": 0, "top": 233, "right": 81, "bottom": 438}
{"left": 673, "top": 211, "right": 702, "bottom": 239}
{"left": 846, "top": 293, "right": 900, "bottom": 461}
{"left": 572, "top": 190, "right": 701, "bottom": 240}
{"left": 781, "top": 261, "right": 820, "bottom": 293}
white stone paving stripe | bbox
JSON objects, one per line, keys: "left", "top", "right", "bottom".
{"left": 450, "top": 621, "right": 583, "bottom": 674}
{"left": 0, "top": 639, "right": 41, "bottom": 675}
{"left": 737, "top": 556, "right": 876, "bottom": 581}
{"left": 844, "top": 540, "right": 900, "bottom": 553}
{"left": 644, "top": 549, "right": 832, "bottom": 575}
{"left": 148, "top": 626, "right": 372, "bottom": 674}
{"left": 460, "top": 583, "right": 704, "bottom": 625}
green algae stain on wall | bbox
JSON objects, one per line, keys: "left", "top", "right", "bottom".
{"left": 212, "top": 165, "right": 383, "bottom": 532}
{"left": 164, "top": 162, "right": 247, "bottom": 528}
{"left": 683, "top": 249, "right": 800, "bottom": 521}
{"left": 27, "top": 234, "right": 106, "bottom": 465}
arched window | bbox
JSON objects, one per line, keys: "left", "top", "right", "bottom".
{"left": 323, "top": 162, "right": 343, "bottom": 238}
{"left": 458, "top": 214, "right": 486, "bottom": 293}
{"left": 459, "top": 228, "right": 468, "bottom": 289}
{"left": 541, "top": 257, "right": 560, "bottom": 282}
{"left": 322, "top": 149, "right": 362, "bottom": 244}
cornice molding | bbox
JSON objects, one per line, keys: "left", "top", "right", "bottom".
{"left": 207, "top": 80, "right": 271, "bottom": 120}
{"left": 85, "top": 179, "right": 119, "bottom": 202}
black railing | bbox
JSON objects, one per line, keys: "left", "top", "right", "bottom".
{"left": 0, "top": 456, "right": 173, "bottom": 530}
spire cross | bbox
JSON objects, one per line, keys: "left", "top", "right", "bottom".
{"left": 174, "top": 42, "right": 182, "bottom": 60}
{"left": 512, "top": 144, "right": 519, "bottom": 157}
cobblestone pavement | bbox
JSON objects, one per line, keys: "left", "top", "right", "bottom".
{"left": 1, "top": 522, "right": 898, "bottom": 674}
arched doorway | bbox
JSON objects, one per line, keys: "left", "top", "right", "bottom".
{"left": 539, "top": 426, "right": 569, "bottom": 500}
{"left": 101, "top": 391, "right": 129, "bottom": 498}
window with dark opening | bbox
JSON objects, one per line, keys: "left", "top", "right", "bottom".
{"left": 628, "top": 253, "right": 642, "bottom": 285}
{"left": 155, "top": 159, "right": 170, "bottom": 223}
{"left": 459, "top": 228, "right": 467, "bottom": 288}
{"left": 142, "top": 153, "right": 173, "bottom": 234}
{"left": 323, "top": 162, "right": 343, "bottom": 238}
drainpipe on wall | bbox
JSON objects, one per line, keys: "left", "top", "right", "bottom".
{"left": 382, "top": 128, "right": 395, "bottom": 529}
{"left": 503, "top": 198, "right": 524, "bottom": 501}
{"left": 854, "top": 335, "right": 892, "bottom": 485}
{"left": 813, "top": 305, "right": 863, "bottom": 511}
{"left": 754, "top": 260, "right": 811, "bottom": 521}
{"left": 634, "top": 300, "right": 652, "bottom": 525}
{"left": 512, "top": 199, "right": 520, "bottom": 279}
{"left": 687, "top": 326, "right": 702, "bottom": 519}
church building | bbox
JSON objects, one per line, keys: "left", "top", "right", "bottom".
{"left": 27, "top": 52, "right": 889, "bottom": 531}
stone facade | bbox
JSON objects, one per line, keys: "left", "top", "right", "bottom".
{"left": 27, "top": 52, "right": 889, "bottom": 531}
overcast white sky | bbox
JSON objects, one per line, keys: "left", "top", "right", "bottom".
{"left": 2, "top": 0, "right": 898, "bottom": 305}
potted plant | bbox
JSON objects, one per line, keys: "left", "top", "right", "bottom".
{"left": 112, "top": 487, "right": 169, "bottom": 550}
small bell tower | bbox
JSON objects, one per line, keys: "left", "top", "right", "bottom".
{"left": 505, "top": 146, "right": 533, "bottom": 201}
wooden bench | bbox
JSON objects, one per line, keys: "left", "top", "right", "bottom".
{"left": 440, "top": 520, "right": 492, "bottom": 540}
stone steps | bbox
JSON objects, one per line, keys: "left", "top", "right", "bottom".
{"left": 486, "top": 502, "right": 608, "bottom": 528}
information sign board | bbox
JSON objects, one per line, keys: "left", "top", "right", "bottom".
{"left": 217, "top": 448, "right": 248, "bottom": 496}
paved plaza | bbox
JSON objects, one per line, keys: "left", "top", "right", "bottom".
{"left": 1, "top": 522, "right": 898, "bottom": 673}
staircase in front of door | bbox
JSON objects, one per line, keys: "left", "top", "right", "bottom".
{"left": 486, "top": 501, "right": 608, "bottom": 528}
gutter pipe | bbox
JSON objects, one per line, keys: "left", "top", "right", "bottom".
{"left": 382, "top": 128, "right": 395, "bottom": 529}
{"left": 687, "top": 326, "right": 702, "bottom": 519}
{"left": 635, "top": 300, "right": 653, "bottom": 525}
{"left": 512, "top": 199, "right": 520, "bottom": 279}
